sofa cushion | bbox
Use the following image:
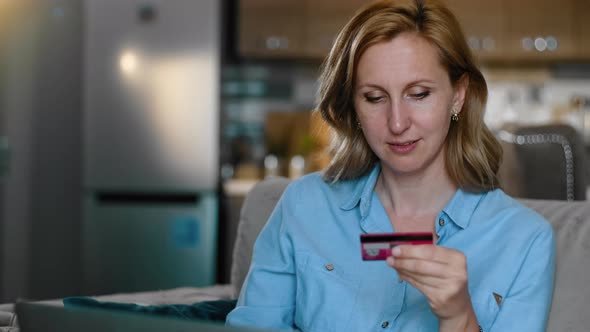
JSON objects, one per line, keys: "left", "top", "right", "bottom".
{"left": 231, "top": 177, "right": 590, "bottom": 331}
{"left": 63, "top": 297, "right": 237, "bottom": 322}
{"left": 230, "top": 176, "right": 290, "bottom": 298}
{"left": 520, "top": 199, "right": 590, "bottom": 331}
{"left": 0, "top": 304, "right": 16, "bottom": 329}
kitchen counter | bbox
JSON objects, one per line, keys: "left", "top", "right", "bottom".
{"left": 223, "top": 179, "right": 259, "bottom": 197}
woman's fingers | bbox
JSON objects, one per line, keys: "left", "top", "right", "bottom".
{"left": 387, "top": 245, "right": 472, "bottom": 320}
{"left": 398, "top": 270, "right": 441, "bottom": 288}
{"left": 392, "top": 244, "right": 461, "bottom": 264}
{"left": 387, "top": 255, "right": 447, "bottom": 277}
{"left": 387, "top": 245, "right": 468, "bottom": 288}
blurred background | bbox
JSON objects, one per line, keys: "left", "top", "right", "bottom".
{"left": 0, "top": 0, "right": 589, "bottom": 303}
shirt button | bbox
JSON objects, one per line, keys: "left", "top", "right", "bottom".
{"left": 381, "top": 321, "right": 389, "bottom": 328}
{"left": 325, "top": 264, "right": 334, "bottom": 271}
{"left": 438, "top": 218, "right": 445, "bottom": 226}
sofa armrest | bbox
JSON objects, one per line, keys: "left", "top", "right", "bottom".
{"left": 86, "top": 284, "right": 235, "bottom": 305}
{"left": 0, "top": 304, "right": 17, "bottom": 330}
{"left": 0, "top": 284, "right": 234, "bottom": 331}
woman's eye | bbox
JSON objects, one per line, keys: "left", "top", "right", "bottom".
{"left": 410, "top": 91, "right": 430, "bottom": 100}
{"left": 365, "top": 95, "right": 383, "bottom": 103}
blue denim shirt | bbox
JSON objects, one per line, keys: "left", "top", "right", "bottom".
{"left": 226, "top": 165, "right": 555, "bottom": 332}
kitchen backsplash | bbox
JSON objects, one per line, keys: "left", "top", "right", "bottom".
{"left": 219, "top": 63, "right": 319, "bottom": 180}
{"left": 485, "top": 69, "right": 590, "bottom": 143}
{"left": 220, "top": 62, "right": 590, "bottom": 180}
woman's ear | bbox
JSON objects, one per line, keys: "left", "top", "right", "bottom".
{"left": 453, "top": 74, "right": 469, "bottom": 113}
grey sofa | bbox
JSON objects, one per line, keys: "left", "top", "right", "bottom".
{"left": 498, "top": 123, "right": 587, "bottom": 201}
{"left": 1, "top": 176, "right": 589, "bottom": 331}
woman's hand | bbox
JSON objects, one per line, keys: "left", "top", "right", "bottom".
{"left": 386, "top": 245, "right": 479, "bottom": 331}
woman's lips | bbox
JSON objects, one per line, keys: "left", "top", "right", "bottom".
{"left": 388, "top": 140, "right": 419, "bottom": 153}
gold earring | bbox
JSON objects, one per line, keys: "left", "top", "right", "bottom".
{"left": 451, "top": 108, "right": 460, "bottom": 122}
{"left": 357, "top": 121, "right": 362, "bottom": 130}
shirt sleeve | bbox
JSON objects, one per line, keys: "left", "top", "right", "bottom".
{"left": 225, "top": 189, "right": 300, "bottom": 331}
{"left": 488, "top": 221, "right": 555, "bottom": 331}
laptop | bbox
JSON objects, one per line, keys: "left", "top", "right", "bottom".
{"left": 16, "top": 301, "right": 271, "bottom": 332}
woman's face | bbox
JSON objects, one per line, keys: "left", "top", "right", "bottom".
{"left": 354, "top": 32, "right": 467, "bottom": 177}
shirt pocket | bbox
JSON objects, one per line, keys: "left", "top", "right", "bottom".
{"left": 294, "top": 252, "right": 360, "bottom": 332}
{"left": 471, "top": 288, "right": 502, "bottom": 331}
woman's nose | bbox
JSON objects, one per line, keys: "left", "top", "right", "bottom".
{"left": 388, "top": 102, "right": 411, "bottom": 134}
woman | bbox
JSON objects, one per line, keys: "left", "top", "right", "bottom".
{"left": 226, "top": 0, "right": 555, "bottom": 331}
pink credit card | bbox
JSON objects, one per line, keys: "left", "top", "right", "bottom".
{"left": 360, "top": 232, "right": 433, "bottom": 260}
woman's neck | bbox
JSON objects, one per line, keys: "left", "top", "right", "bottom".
{"left": 376, "top": 161, "right": 457, "bottom": 220}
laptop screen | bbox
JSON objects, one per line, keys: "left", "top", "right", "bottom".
{"left": 16, "top": 302, "right": 271, "bottom": 332}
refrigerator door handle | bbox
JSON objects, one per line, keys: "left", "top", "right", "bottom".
{"left": 0, "top": 137, "right": 9, "bottom": 178}
{"left": 95, "top": 192, "right": 201, "bottom": 205}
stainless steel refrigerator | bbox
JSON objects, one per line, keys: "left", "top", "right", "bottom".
{"left": 82, "top": 0, "right": 220, "bottom": 295}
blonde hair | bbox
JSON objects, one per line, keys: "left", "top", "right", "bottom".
{"left": 316, "top": 0, "right": 502, "bottom": 192}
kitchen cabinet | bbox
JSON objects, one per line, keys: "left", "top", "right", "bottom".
{"left": 303, "top": 16, "right": 345, "bottom": 58}
{"left": 573, "top": 0, "right": 590, "bottom": 58}
{"left": 303, "top": 0, "right": 368, "bottom": 58}
{"left": 306, "top": 0, "right": 395, "bottom": 58}
{"left": 238, "top": 0, "right": 306, "bottom": 57}
{"left": 445, "top": 0, "right": 506, "bottom": 61}
{"left": 309, "top": 0, "right": 369, "bottom": 13}
{"left": 237, "top": 0, "right": 589, "bottom": 62}
{"left": 503, "top": 0, "right": 575, "bottom": 60}
{"left": 238, "top": 0, "right": 369, "bottom": 59}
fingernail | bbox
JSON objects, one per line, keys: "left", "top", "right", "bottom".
{"left": 386, "top": 257, "right": 394, "bottom": 266}
{"left": 392, "top": 246, "right": 401, "bottom": 256}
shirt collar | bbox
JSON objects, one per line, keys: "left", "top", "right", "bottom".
{"left": 441, "top": 188, "right": 484, "bottom": 229}
{"left": 340, "top": 164, "right": 380, "bottom": 219}
{"left": 338, "top": 163, "right": 484, "bottom": 229}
